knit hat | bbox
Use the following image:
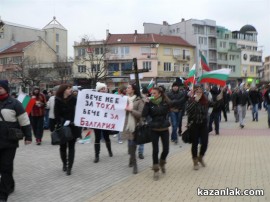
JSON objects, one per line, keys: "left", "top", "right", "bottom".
{"left": 96, "top": 82, "right": 107, "bottom": 92}
{"left": 0, "top": 80, "right": 9, "bottom": 93}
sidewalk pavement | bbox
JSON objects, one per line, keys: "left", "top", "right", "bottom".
{"left": 8, "top": 108, "right": 270, "bottom": 202}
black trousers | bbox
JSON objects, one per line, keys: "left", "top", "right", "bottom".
{"left": 190, "top": 122, "right": 209, "bottom": 158}
{"left": 60, "top": 139, "right": 76, "bottom": 168}
{"left": 0, "top": 147, "right": 17, "bottom": 201}
{"left": 31, "top": 116, "right": 44, "bottom": 139}
{"left": 151, "top": 129, "right": 169, "bottom": 165}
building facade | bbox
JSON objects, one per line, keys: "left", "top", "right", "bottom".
{"left": 0, "top": 16, "right": 67, "bottom": 61}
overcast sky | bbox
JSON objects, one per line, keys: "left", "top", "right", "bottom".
{"left": 1, "top": 0, "right": 269, "bottom": 58}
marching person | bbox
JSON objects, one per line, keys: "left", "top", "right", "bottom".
{"left": 186, "top": 85, "right": 209, "bottom": 170}
{"left": 54, "top": 84, "right": 82, "bottom": 175}
{"left": 93, "top": 82, "right": 113, "bottom": 163}
{"left": 30, "top": 86, "right": 47, "bottom": 145}
{"left": 0, "top": 80, "right": 32, "bottom": 202}
{"left": 124, "top": 83, "right": 144, "bottom": 174}
{"left": 142, "top": 87, "right": 171, "bottom": 180}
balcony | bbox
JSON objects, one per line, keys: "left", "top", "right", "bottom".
{"left": 157, "top": 71, "right": 187, "bottom": 77}
{"left": 173, "top": 55, "right": 191, "bottom": 62}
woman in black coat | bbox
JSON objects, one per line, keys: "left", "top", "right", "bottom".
{"left": 142, "top": 87, "right": 171, "bottom": 180}
{"left": 54, "top": 84, "right": 81, "bottom": 175}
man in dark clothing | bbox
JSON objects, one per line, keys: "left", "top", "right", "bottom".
{"left": 167, "top": 82, "right": 185, "bottom": 143}
{"left": 249, "top": 87, "right": 261, "bottom": 121}
{"left": 0, "top": 80, "right": 32, "bottom": 202}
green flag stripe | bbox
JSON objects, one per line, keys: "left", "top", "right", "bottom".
{"left": 198, "top": 73, "right": 228, "bottom": 82}
{"left": 22, "top": 96, "right": 31, "bottom": 109}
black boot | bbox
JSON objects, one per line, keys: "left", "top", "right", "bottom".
{"left": 67, "top": 147, "right": 75, "bottom": 175}
{"left": 105, "top": 141, "right": 113, "bottom": 157}
{"left": 60, "top": 148, "right": 67, "bottom": 172}
{"left": 130, "top": 144, "right": 137, "bottom": 174}
{"left": 94, "top": 143, "right": 100, "bottom": 163}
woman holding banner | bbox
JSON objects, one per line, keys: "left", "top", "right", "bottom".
{"left": 54, "top": 84, "right": 82, "bottom": 175}
{"left": 124, "top": 83, "right": 144, "bottom": 174}
{"left": 93, "top": 82, "right": 113, "bottom": 163}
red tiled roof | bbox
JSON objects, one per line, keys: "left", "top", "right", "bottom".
{"left": 0, "top": 41, "right": 34, "bottom": 54}
{"left": 106, "top": 33, "right": 193, "bottom": 47}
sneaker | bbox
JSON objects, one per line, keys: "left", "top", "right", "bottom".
{"left": 118, "top": 141, "right": 123, "bottom": 144}
{"left": 240, "top": 125, "right": 244, "bottom": 129}
{"left": 138, "top": 153, "right": 144, "bottom": 159}
{"left": 113, "top": 135, "right": 117, "bottom": 138}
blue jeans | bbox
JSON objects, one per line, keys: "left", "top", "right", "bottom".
{"left": 169, "top": 111, "right": 180, "bottom": 142}
{"left": 252, "top": 104, "right": 258, "bottom": 121}
{"left": 138, "top": 144, "right": 144, "bottom": 154}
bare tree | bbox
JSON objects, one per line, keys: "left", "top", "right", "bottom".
{"left": 51, "top": 61, "right": 73, "bottom": 84}
{"left": 74, "top": 35, "right": 109, "bottom": 88}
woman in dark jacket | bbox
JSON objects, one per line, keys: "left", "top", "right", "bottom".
{"left": 186, "top": 85, "right": 209, "bottom": 170}
{"left": 142, "top": 87, "right": 171, "bottom": 180}
{"left": 54, "top": 84, "right": 81, "bottom": 175}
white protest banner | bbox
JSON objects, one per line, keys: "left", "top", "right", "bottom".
{"left": 74, "top": 89, "right": 127, "bottom": 131}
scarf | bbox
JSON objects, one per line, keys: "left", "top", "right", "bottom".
{"left": 125, "top": 95, "right": 137, "bottom": 132}
{"left": 151, "top": 96, "right": 162, "bottom": 105}
{"left": 0, "top": 93, "right": 9, "bottom": 101}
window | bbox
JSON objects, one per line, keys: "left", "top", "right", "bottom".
{"left": 229, "top": 55, "right": 235, "bottom": 60}
{"left": 143, "top": 61, "right": 152, "bottom": 71}
{"left": 164, "top": 48, "right": 171, "bottom": 55}
{"left": 108, "top": 63, "right": 120, "bottom": 76}
{"left": 250, "top": 66, "right": 255, "bottom": 73}
{"left": 225, "top": 34, "right": 229, "bottom": 39}
{"left": 12, "top": 56, "right": 22, "bottom": 64}
{"left": 95, "top": 48, "right": 100, "bottom": 55}
{"left": 229, "top": 65, "right": 236, "bottom": 72}
{"left": 110, "top": 47, "right": 118, "bottom": 54}
{"left": 78, "top": 48, "right": 85, "bottom": 56}
{"left": 91, "top": 64, "right": 100, "bottom": 72}
{"left": 173, "top": 48, "right": 180, "bottom": 56}
{"left": 164, "top": 62, "right": 171, "bottom": 71}
{"left": 0, "top": 58, "right": 7, "bottom": 65}
{"left": 78, "top": 65, "right": 86, "bottom": 73}
{"left": 56, "top": 33, "right": 59, "bottom": 42}
{"left": 56, "top": 45, "right": 59, "bottom": 53}
{"left": 121, "top": 46, "right": 130, "bottom": 55}
{"left": 121, "top": 62, "right": 132, "bottom": 71}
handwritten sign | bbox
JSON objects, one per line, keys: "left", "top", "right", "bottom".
{"left": 74, "top": 89, "right": 127, "bottom": 131}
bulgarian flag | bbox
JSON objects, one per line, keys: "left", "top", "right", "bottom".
{"left": 147, "top": 78, "right": 154, "bottom": 93}
{"left": 198, "top": 68, "right": 231, "bottom": 87}
{"left": 17, "top": 92, "right": 36, "bottom": 115}
{"left": 200, "top": 51, "right": 211, "bottom": 72}
{"left": 184, "top": 64, "right": 196, "bottom": 85}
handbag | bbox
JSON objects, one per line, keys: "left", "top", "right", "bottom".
{"left": 57, "top": 126, "right": 74, "bottom": 143}
{"left": 51, "top": 130, "right": 61, "bottom": 145}
{"left": 0, "top": 111, "right": 24, "bottom": 141}
{"left": 181, "top": 121, "right": 193, "bottom": 144}
{"left": 134, "top": 122, "right": 152, "bottom": 145}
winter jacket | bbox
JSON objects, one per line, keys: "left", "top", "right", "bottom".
{"left": 234, "top": 90, "right": 250, "bottom": 106}
{"left": 142, "top": 99, "right": 170, "bottom": 130}
{"left": 249, "top": 90, "right": 261, "bottom": 105}
{"left": 54, "top": 96, "right": 81, "bottom": 139}
{"left": 186, "top": 98, "right": 208, "bottom": 124}
{"left": 123, "top": 96, "right": 145, "bottom": 140}
{"left": 0, "top": 96, "right": 32, "bottom": 148}
{"left": 167, "top": 90, "right": 186, "bottom": 111}
{"left": 264, "top": 89, "right": 270, "bottom": 105}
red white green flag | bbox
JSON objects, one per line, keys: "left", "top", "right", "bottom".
{"left": 200, "top": 51, "right": 211, "bottom": 72}
{"left": 198, "top": 68, "right": 231, "bottom": 87}
{"left": 147, "top": 78, "right": 154, "bottom": 92}
{"left": 17, "top": 93, "right": 36, "bottom": 115}
{"left": 184, "top": 64, "right": 196, "bottom": 85}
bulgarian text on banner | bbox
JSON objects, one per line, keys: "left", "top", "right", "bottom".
{"left": 74, "top": 89, "right": 127, "bottom": 131}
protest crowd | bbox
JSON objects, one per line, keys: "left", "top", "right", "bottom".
{"left": 1, "top": 77, "right": 270, "bottom": 202}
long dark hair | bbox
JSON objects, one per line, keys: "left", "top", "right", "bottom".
{"left": 151, "top": 87, "right": 171, "bottom": 104}
{"left": 130, "top": 83, "right": 141, "bottom": 98}
{"left": 56, "top": 84, "right": 72, "bottom": 99}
